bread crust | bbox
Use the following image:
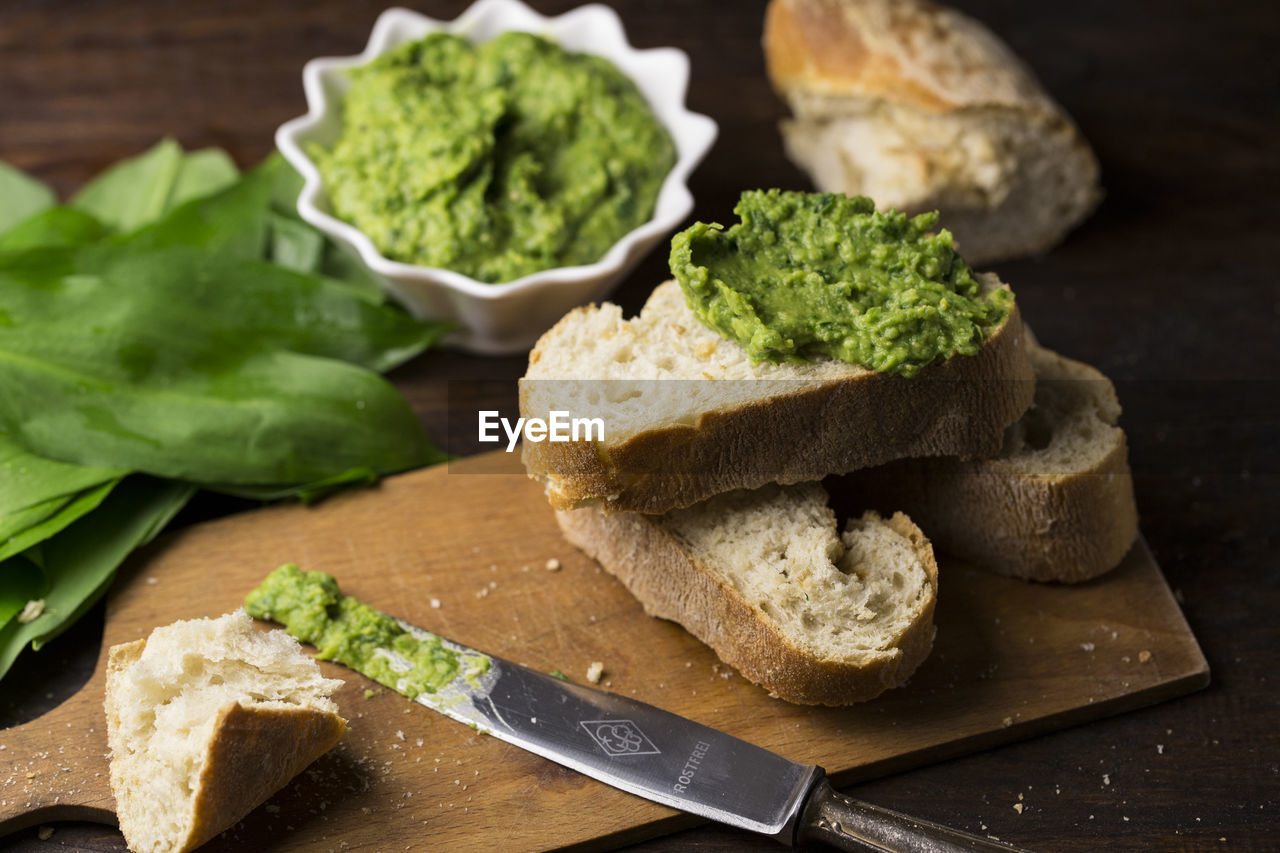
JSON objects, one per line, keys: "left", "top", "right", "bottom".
{"left": 522, "top": 279, "right": 1035, "bottom": 514}
{"left": 106, "top": 638, "right": 348, "bottom": 853}
{"left": 838, "top": 346, "right": 1138, "bottom": 582}
{"left": 556, "top": 504, "right": 936, "bottom": 706}
{"left": 177, "top": 704, "right": 346, "bottom": 852}
{"left": 764, "top": 0, "right": 1054, "bottom": 115}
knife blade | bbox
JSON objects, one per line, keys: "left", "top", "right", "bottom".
{"left": 383, "top": 619, "right": 1030, "bottom": 853}
{"left": 246, "top": 565, "right": 1031, "bottom": 852}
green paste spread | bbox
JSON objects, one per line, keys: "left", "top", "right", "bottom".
{"left": 312, "top": 31, "right": 677, "bottom": 283}
{"left": 669, "top": 190, "right": 1013, "bottom": 377}
{"left": 245, "top": 563, "right": 485, "bottom": 699}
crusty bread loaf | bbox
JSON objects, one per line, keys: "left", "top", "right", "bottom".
{"left": 838, "top": 344, "right": 1137, "bottom": 582}
{"left": 105, "top": 610, "right": 347, "bottom": 853}
{"left": 763, "top": 0, "right": 1101, "bottom": 265}
{"left": 522, "top": 277, "right": 1034, "bottom": 514}
{"left": 557, "top": 482, "right": 937, "bottom": 705}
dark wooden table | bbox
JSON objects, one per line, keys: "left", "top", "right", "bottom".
{"left": 2, "top": 1, "right": 1276, "bottom": 850}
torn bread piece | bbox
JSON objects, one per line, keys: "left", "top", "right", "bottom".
{"left": 105, "top": 609, "right": 347, "bottom": 853}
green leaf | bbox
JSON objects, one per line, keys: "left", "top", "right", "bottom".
{"left": 207, "top": 465, "right": 381, "bottom": 504}
{"left": 168, "top": 148, "right": 240, "bottom": 209}
{"left": 0, "top": 430, "right": 126, "bottom": 516}
{"left": 0, "top": 207, "right": 110, "bottom": 251}
{"left": 0, "top": 162, "right": 57, "bottom": 235}
{"left": 319, "top": 241, "right": 389, "bottom": 302}
{"left": 0, "top": 477, "right": 195, "bottom": 680}
{"left": 71, "top": 138, "right": 185, "bottom": 232}
{"left": 260, "top": 153, "right": 389, "bottom": 301}
{"left": 0, "top": 480, "right": 120, "bottom": 563}
{"left": 263, "top": 152, "right": 306, "bottom": 218}
{"left": 0, "top": 244, "right": 444, "bottom": 485}
{"left": 117, "top": 165, "right": 272, "bottom": 259}
{"left": 0, "top": 555, "right": 46, "bottom": 629}
{"left": 0, "top": 431, "right": 125, "bottom": 561}
{"left": 270, "top": 211, "right": 326, "bottom": 273}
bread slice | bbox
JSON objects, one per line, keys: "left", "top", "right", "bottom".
{"left": 838, "top": 344, "right": 1138, "bottom": 582}
{"left": 556, "top": 482, "right": 937, "bottom": 705}
{"left": 522, "top": 278, "right": 1034, "bottom": 514}
{"left": 763, "top": 0, "right": 1101, "bottom": 265}
{"left": 105, "top": 609, "right": 347, "bottom": 853}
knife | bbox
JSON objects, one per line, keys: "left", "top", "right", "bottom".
{"left": 363, "top": 618, "right": 1033, "bottom": 853}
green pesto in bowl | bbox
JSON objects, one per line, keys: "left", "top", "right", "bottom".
{"left": 311, "top": 31, "right": 676, "bottom": 284}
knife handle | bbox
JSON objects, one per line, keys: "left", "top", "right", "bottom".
{"left": 795, "top": 778, "right": 1032, "bottom": 853}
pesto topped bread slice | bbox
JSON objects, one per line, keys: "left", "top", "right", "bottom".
{"left": 521, "top": 277, "right": 1034, "bottom": 514}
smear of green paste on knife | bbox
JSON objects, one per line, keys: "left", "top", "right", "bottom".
{"left": 245, "top": 563, "right": 489, "bottom": 699}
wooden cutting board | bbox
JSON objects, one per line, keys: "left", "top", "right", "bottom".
{"left": 0, "top": 453, "right": 1208, "bottom": 851}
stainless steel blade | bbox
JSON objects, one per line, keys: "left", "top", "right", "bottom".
{"left": 391, "top": 620, "right": 820, "bottom": 840}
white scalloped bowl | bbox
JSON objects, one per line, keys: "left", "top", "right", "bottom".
{"left": 275, "top": 1, "right": 717, "bottom": 354}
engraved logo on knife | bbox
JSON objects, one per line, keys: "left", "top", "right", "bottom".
{"left": 580, "top": 719, "right": 661, "bottom": 757}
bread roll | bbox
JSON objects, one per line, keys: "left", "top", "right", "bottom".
{"left": 764, "top": 0, "right": 1101, "bottom": 264}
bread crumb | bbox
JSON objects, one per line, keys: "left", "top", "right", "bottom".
{"left": 1138, "top": 650, "right": 1152, "bottom": 663}
{"left": 586, "top": 661, "right": 604, "bottom": 684}
{"left": 545, "top": 558, "right": 561, "bottom": 572}
{"left": 1012, "top": 803, "right": 1023, "bottom": 814}
{"left": 37, "top": 827, "right": 54, "bottom": 840}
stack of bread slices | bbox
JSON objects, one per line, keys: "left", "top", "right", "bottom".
{"left": 520, "top": 275, "right": 1137, "bottom": 706}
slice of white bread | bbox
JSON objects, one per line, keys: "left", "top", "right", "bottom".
{"left": 105, "top": 609, "right": 347, "bottom": 853}
{"left": 556, "top": 482, "right": 937, "bottom": 705}
{"left": 522, "top": 278, "right": 1034, "bottom": 514}
{"left": 763, "top": 0, "right": 1101, "bottom": 265}
{"left": 838, "top": 343, "right": 1138, "bottom": 582}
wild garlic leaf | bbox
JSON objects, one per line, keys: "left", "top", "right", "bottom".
{"left": 0, "top": 244, "right": 442, "bottom": 485}
{"left": 117, "top": 163, "right": 273, "bottom": 258}
{"left": 269, "top": 211, "right": 326, "bottom": 273}
{"left": 70, "top": 138, "right": 186, "bottom": 232}
{"left": 0, "top": 480, "right": 119, "bottom": 564}
{"left": 0, "top": 162, "right": 57, "bottom": 235}
{"left": 168, "top": 148, "right": 240, "bottom": 209}
{"left": 0, "top": 555, "right": 46, "bottom": 630}
{"left": 0, "top": 207, "right": 110, "bottom": 251}
{"left": 0, "top": 477, "right": 195, "bottom": 681}
{"left": 0, "top": 430, "right": 125, "bottom": 562}
{"left": 0, "top": 430, "right": 125, "bottom": 516}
